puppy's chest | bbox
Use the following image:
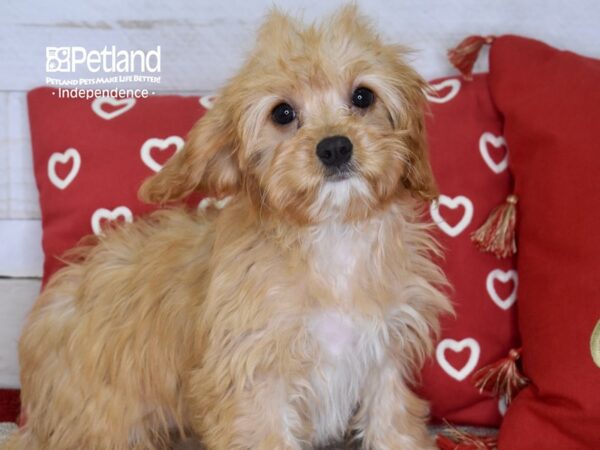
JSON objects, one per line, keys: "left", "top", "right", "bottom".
{"left": 310, "top": 311, "right": 374, "bottom": 358}
{"left": 302, "top": 223, "right": 394, "bottom": 440}
{"left": 308, "top": 222, "right": 384, "bottom": 296}
{"left": 307, "top": 311, "right": 384, "bottom": 442}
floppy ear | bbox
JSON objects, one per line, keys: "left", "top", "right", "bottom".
{"left": 389, "top": 56, "right": 439, "bottom": 202}
{"left": 138, "top": 97, "right": 240, "bottom": 204}
{"left": 401, "top": 97, "right": 439, "bottom": 202}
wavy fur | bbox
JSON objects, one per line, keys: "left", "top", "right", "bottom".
{"left": 6, "top": 5, "right": 451, "bottom": 450}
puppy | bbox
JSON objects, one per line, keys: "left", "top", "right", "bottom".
{"left": 6, "top": 6, "right": 451, "bottom": 450}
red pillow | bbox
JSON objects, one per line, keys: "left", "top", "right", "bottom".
{"left": 488, "top": 36, "right": 600, "bottom": 449}
{"left": 27, "top": 82, "right": 516, "bottom": 428}
{"left": 421, "top": 75, "right": 518, "bottom": 427}
{"left": 27, "top": 89, "right": 210, "bottom": 284}
{"left": 0, "top": 389, "right": 20, "bottom": 423}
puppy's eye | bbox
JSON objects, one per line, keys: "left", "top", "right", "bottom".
{"left": 271, "top": 103, "right": 296, "bottom": 125}
{"left": 351, "top": 87, "right": 375, "bottom": 108}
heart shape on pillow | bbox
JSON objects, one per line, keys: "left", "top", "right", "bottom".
{"left": 436, "top": 337, "right": 481, "bottom": 381}
{"left": 430, "top": 195, "right": 474, "bottom": 237}
{"left": 91, "top": 97, "right": 136, "bottom": 120}
{"left": 47, "top": 148, "right": 81, "bottom": 190}
{"left": 479, "top": 132, "right": 508, "bottom": 174}
{"left": 425, "top": 79, "right": 461, "bottom": 104}
{"left": 486, "top": 269, "right": 518, "bottom": 310}
{"left": 140, "top": 136, "right": 185, "bottom": 173}
{"left": 199, "top": 95, "right": 218, "bottom": 110}
{"left": 91, "top": 206, "right": 133, "bottom": 236}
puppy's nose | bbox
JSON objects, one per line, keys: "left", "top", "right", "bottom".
{"left": 316, "top": 136, "right": 353, "bottom": 168}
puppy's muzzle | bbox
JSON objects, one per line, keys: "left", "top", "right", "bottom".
{"left": 316, "top": 135, "right": 353, "bottom": 169}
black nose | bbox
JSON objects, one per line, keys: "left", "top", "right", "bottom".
{"left": 316, "top": 136, "right": 353, "bottom": 168}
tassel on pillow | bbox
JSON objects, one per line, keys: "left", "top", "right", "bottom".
{"left": 448, "top": 37, "right": 519, "bottom": 258}
{"left": 471, "top": 195, "right": 518, "bottom": 258}
{"left": 472, "top": 347, "right": 529, "bottom": 405}
{"left": 447, "top": 35, "right": 495, "bottom": 80}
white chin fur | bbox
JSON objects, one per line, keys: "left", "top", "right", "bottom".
{"left": 310, "top": 177, "right": 372, "bottom": 221}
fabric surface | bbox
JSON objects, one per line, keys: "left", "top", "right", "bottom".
{"left": 27, "top": 89, "right": 209, "bottom": 285}
{"left": 488, "top": 35, "right": 600, "bottom": 449}
{"left": 421, "top": 75, "right": 518, "bottom": 427}
{"left": 27, "top": 82, "right": 517, "bottom": 427}
{"left": 0, "top": 391, "right": 19, "bottom": 424}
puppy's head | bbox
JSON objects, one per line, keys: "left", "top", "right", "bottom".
{"left": 139, "top": 5, "right": 437, "bottom": 224}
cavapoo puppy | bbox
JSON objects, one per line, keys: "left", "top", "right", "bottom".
{"left": 6, "top": 6, "right": 451, "bottom": 450}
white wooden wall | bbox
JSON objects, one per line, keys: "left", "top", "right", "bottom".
{"left": 0, "top": 0, "right": 599, "bottom": 387}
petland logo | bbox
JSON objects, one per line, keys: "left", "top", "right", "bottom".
{"left": 46, "top": 45, "right": 162, "bottom": 98}
{"left": 46, "top": 46, "right": 161, "bottom": 73}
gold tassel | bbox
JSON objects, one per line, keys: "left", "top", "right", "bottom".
{"left": 447, "top": 35, "right": 495, "bottom": 80}
{"left": 471, "top": 195, "right": 518, "bottom": 258}
{"left": 473, "top": 348, "right": 529, "bottom": 404}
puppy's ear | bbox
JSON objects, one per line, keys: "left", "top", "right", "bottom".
{"left": 386, "top": 54, "right": 439, "bottom": 202}
{"left": 401, "top": 94, "right": 439, "bottom": 202}
{"left": 138, "top": 98, "right": 240, "bottom": 204}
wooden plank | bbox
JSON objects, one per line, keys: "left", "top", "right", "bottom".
{"left": 0, "top": 0, "right": 262, "bottom": 92}
{"left": 0, "top": 93, "right": 39, "bottom": 220}
{"left": 0, "top": 279, "right": 40, "bottom": 388}
{"left": 0, "top": 220, "right": 43, "bottom": 278}
{"left": 0, "top": 94, "right": 8, "bottom": 218}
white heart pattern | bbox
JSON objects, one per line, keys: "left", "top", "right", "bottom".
{"left": 436, "top": 338, "right": 481, "bottom": 381}
{"left": 140, "top": 136, "right": 185, "bottom": 172}
{"left": 91, "top": 97, "right": 136, "bottom": 120}
{"left": 199, "top": 94, "right": 218, "bottom": 110}
{"left": 47, "top": 148, "right": 81, "bottom": 190}
{"left": 486, "top": 269, "right": 518, "bottom": 310}
{"left": 430, "top": 195, "right": 474, "bottom": 237}
{"left": 479, "top": 132, "right": 508, "bottom": 174}
{"left": 91, "top": 206, "right": 133, "bottom": 236}
{"left": 425, "top": 79, "right": 461, "bottom": 104}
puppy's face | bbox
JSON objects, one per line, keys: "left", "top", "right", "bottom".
{"left": 140, "top": 6, "right": 437, "bottom": 224}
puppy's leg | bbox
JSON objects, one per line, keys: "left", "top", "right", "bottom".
{"left": 356, "top": 362, "right": 435, "bottom": 450}
{"left": 188, "top": 371, "right": 304, "bottom": 450}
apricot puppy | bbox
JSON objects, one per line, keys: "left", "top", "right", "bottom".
{"left": 6, "top": 6, "right": 451, "bottom": 450}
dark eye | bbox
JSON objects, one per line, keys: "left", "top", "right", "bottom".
{"left": 352, "top": 87, "right": 375, "bottom": 108}
{"left": 271, "top": 102, "right": 296, "bottom": 125}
